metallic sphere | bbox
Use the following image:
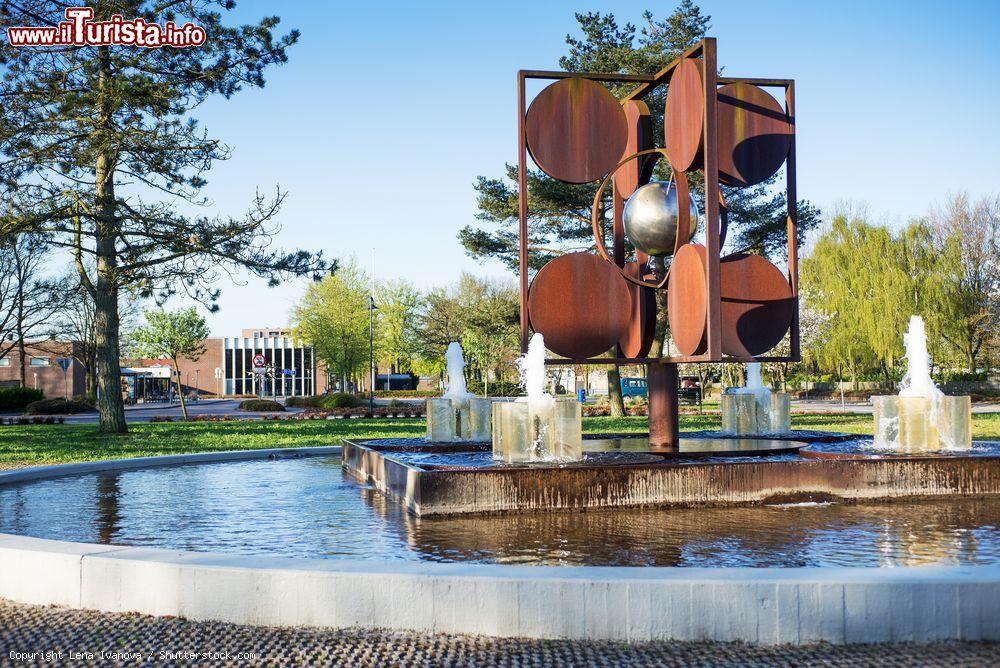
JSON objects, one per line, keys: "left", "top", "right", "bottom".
{"left": 622, "top": 181, "right": 698, "bottom": 257}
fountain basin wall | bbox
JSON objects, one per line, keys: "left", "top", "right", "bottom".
{"left": 1, "top": 447, "right": 1000, "bottom": 644}
{"left": 3, "top": 531, "right": 1000, "bottom": 644}
{"left": 343, "top": 438, "right": 1000, "bottom": 516}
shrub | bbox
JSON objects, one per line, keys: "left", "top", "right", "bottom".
{"left": 237, "top": 399, "right": 285, "bottom": 412}
{"left": 936, "top": 370, "right": 988, "bottom": 383}
{"left": 0, "top": 386, "right": 44, "bottom": 412}
{"left": 466, "top": 380, "right": 525, "bottom": 397}
{"left": 284, "top": 395, "right": 324, "bottom": 408}
{"left": 25, "top": 398, "right": 96, "bottom": 415}
{"left": 318, "top": 393, "right": 365, "bottom": 409}
{"left": 373, "top": 390, "right": 437, "bottom": 398}
{"left": 72, "top": 393, "right": 98, "bottom": 408}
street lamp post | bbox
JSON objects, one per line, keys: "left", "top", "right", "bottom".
{"left": 369, "top": 294, "right": 376, "bottom": 417}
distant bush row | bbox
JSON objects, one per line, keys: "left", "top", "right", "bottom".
{"left": 284, "top": 393, "right": 368, "bottom": 409}
{"left": 0, "top": 415, "right": 66, "bottom": 425}
{"left": 466, "top": 380, "right": 525, "bottom": 397}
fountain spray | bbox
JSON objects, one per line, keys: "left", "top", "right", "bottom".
{"left": 872, "top": 315, "right": 971, "bottom": 451}
{"left": 442, "top": 342, "right": 473, "bottom": 400}
{"left": 492, "top": 332, "right": 582, "bottom": 462}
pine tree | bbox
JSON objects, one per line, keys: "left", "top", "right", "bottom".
{"left": 0, "top": 2, "right": 327, "bottom": 432}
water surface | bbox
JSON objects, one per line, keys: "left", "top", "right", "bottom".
{"left": 1, "top": 456, "right": 998, "bottom": 568}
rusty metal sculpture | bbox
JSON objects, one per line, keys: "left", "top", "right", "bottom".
{"left": 516, "top": 39, "right": 799, "bottom": 449}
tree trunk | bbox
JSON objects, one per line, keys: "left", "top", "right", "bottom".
{"left": 607, "top": 366, "right": 625, "bottom": 417}
{"left": 174, "top": 360, "right": 189, "bottom": 420}
{"left": 94, "top": 281, "right": 126, "bottom": 432}
{"left": 16, "top": 328, "right": 26, "bottom": 388}
{"left": 14, "top": 241, "right": 27, "bottom": 387}
{"left": 93, "top": 45, "right": 127, "bottom": 434}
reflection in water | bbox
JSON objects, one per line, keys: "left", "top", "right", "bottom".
{"left": 95, "top": 472, "right": 121, "bottom": 544}
{"left": 0, "top": 456, "right": 997, "bottom": 568}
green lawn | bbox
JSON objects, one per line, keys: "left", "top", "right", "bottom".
{"left": 0, "top": 412, "right": 996, "bottom": 470}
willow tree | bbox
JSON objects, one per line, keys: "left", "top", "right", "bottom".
{"left": 801, "top": 212, "right": 916, "bottom": 385}
{"left": 0, "top": 2, "right": 326, "bottom": 432}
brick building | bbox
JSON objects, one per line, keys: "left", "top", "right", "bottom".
{"left": 2, "top": 328, "right": 323, "bottom": 402}
{"left": 0, "top": 341, "right": 87, "bottom": 398}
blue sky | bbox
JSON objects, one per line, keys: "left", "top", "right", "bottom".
{"left": 175, "top": 0, "right": 1000, "bottom": 335}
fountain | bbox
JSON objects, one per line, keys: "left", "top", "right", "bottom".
{"left": 721, "top": 363, "right": 791, "bottom": 435}
{"left": 492, "top": 333, "right": 582, "bottom": 463}
{"left": 425, "top": 342, "right": 492, "bottom": 442}
{"left": 872, "top": 316, "right": 972, "bottom": 451}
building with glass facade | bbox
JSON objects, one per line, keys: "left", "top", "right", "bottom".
{"left": 222, "top": 329, "right": 317, "bottom": 397}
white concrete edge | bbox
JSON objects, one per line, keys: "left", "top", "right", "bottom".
{"left": 1, "top": 448, "right": 999, "bottom": 643}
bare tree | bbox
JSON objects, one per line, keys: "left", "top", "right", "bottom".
{"left": 0, "top": 233, "right": 68, "bottom": 384}
{"left": 51, "top": 283, "right": 141, "bottom": 396}
{"left": 927, "top": 194, "right": 1000, "bottom": 373}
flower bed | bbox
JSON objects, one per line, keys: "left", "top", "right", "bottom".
{"left": 0, "top": 416, "right": 66, "bottom": 426}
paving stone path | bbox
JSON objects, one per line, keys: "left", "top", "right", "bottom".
{"left": 1, "top": 599, "right": 998, "bottom": 666}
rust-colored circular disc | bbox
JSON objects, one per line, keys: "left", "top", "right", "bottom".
{"left": 720, "top": 253, "right": 794, "bottom": 356}
{"left": 528, "top": 253, "right": 632, "bottom": 359}
{"left": 664, "top": 58, "right": 704, "bottom": 172}
{"left": 525, "top": 78, "right": 628, "bottom": 184}
{"left": 613, "top": 100, "right": 657, "bottom": 200}
{"left": 618, "top": 261, "right": 657, "bottom": 358}
{"left": 667, "top": 244, "right": 708, "bottom": 356}
{"left": 717, "top": 83, "right": 792, "bottom": 187}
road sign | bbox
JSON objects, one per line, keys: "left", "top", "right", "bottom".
{"left": 252, "top": 354, "right": 267, "bottom": 374}
{"left": 55, "top": 357, "right": 71, "bottom": 399}
{"left": 214, "top": 367, "right": 223, "bottom": 379}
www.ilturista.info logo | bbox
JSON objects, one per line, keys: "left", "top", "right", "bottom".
{"left": 6, "top": 7, "right": 206, "bottom": 48}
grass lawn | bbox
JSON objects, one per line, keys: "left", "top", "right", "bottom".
{"left": 0, "top": 412, "right": 996, "bottom": 470}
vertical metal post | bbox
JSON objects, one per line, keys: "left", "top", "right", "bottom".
{"left": 369, "top": 295, "right": 375, "bottom": 417}
{"left": 701, "top": 38, "right": 722, "bottom": 360}
{"left": 517, "top": 71, "right": 529, "bottom": 354}
{"left": 370, "top": 249, "right": 377, "bottom": 415}
{"left": 648, "top": 362, "right": 679, "bottom": 449}
{"left": 785, "top": 81, "right": 800, "bottom": 360}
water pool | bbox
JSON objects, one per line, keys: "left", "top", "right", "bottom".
{"left": 1, "top": 455, "right": 999, "bottom": 568}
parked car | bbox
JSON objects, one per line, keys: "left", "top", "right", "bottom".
{"left": 620, "top": 377, "right": 647, "bottom": 398}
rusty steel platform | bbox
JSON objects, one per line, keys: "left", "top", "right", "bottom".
{"left": 342, "top": 436, "right": 1000, "bottom": 516}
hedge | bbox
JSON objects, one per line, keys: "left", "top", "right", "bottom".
{"left": 373, "top": 390, "right": 437, "bottom": 398}
{"left": 0, "top": 386, "right": 44, "bottom": 412}
{"left": 237, "top": 399, "right": 285, "bottom": 412}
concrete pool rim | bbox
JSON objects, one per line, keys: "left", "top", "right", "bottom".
{"left": 1, "top": 446, "right": 999, "bottom": 645}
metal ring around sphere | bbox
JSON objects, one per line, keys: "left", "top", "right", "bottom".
{"left": 592, "top": 149, "right": 690, "bottom": 289}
